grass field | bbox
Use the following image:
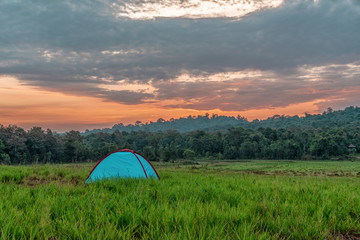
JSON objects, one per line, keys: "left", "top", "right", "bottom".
{"left": 1, "top": 160, "right": 360, "bottom": 239}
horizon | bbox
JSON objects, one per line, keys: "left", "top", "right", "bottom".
{"left": 1, "top": 105, "right": 356, "bottom": 133}
{"left": 1, "top": 0, "right": 359, "bottom": 132}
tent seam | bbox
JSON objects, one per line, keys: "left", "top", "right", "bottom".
{"left": 131, "top": 151, "right": 148, "bottom": 179}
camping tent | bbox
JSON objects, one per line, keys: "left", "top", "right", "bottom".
{"left": 86, "top": 149, "right": 160, "bottom": 182}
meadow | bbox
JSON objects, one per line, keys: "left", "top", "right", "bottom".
{"left": 1, "top": 160, "right": 360, "bottom": 239}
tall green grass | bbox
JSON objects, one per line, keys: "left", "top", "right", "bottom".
{"left": 0, "top": 162, "right": 359, "bottom": 239}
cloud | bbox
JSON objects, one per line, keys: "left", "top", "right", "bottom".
{"left": 153, "top": 61, "right": 360, "bottom": 111}
{"left": 112, "top": 0, "right": 284, "bottom": 20}
{"left": 0, "top": 0, "right": 359, "bottom": 111}
{"left": 97, "top": 89, "right": 155, "bottom": 104}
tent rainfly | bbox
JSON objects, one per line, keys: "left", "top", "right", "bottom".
{"left": 86, "top": 149, "right": 160, "bottom": 182}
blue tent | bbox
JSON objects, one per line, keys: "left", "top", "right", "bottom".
{"left": 86, "top": 149, "right": 160, "bottom": 182}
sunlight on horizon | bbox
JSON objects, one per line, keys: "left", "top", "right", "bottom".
{"left": 0, "top": 76, "right": 324, "bottom": 132}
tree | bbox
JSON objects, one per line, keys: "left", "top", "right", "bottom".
{"left": 0, "top": 139, "right": 10, "bottom": 164}
{"left": 4, "top": 125, "right": 28, "bottom": 164}
{"left": 64, "top": 130, "right": 85, "bottom": 163}
{"left": 135, "top": 121, "right": 143, "bottom": 127}
{"left": 26, "top": 127, "right": 47, "bottom": 163}
{"left": 162, "top": 147, "right": 172, "bottom": 162}
{"left": 183, "top": 149, "right": 196, "bottom": 160}
{"left": 44, "top": 129, "right": 62, "bottom": 163}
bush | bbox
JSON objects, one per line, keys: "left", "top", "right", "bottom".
{"left": 183, "top": 149, "right": 196, "bottom": 160}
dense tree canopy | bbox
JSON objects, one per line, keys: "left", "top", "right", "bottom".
{"left": 85, "top": 106, "right": 360, "bottom": 134}
{"left": 0, "top": 107, "right": 359, "bottom": 164}
{"left": 0, "top": 126, "right": 358, "bottom": 164}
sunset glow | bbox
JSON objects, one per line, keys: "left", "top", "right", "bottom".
{"left": 0, "top": 0, "right": 359, "bottom": 132}
{"left": 0, "top": 76, "right": 324, "bottom": 132}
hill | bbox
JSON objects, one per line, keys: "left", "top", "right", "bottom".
{"left": 84, "top": 106, "right": 360, "bottom": 134}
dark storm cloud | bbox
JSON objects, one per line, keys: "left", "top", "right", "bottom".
{"left": 0, "top": 0, "right": 359, "bottom": 108}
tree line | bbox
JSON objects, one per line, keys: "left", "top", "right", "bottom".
{"left": 0, "top": 124, "right": 358, "bottom": 165}
{"left": 84, "top": 106, "right": 360, "bottom": 134}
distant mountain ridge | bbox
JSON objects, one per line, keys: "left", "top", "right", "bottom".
{"left": 83, "top": 106, "right": 360, "bottom": 135}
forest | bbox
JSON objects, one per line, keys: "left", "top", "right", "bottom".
{"left": 85, "top": 106, "right": 360, "bottom": 133}
{"left": 0, "top": 106, "right": 359, "bottom": 164}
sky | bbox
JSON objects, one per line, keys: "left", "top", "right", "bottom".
{"left": 0, "top": 0, "right": 359, "bottom": 132}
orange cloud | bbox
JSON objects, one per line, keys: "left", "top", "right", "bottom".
{"left": 0, "top": 76, "right": 330, "bottom": 132}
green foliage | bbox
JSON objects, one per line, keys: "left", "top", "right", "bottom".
{"left": 0, "top": 106, "right": 359, "bottom": 164}
{"left": 0, "top": 139, "right": 10, "bottom": 164}
{"left": 0, "top": 162, "right": 360, "bottom": 239}
{"left": 84, "top": 106, "right": 360, "bottom": 134}
{"left": 183, "top": 149, "right": 196, "bottom": 160}
{"left": 161, "top": 147, "right": 173, "bottom": 162}
{"left": 0, "top": 153, "right": 11, "bottom": 165}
